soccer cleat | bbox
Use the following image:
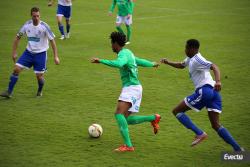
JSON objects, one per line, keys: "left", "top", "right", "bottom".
{"left": 48, "top": 1, "right": 53, "bottom": 6}
{"left": 60, "top": 35, "right": 65, "bottom": 40}
{"left": 36, "top": 91, "right": 42, "bottom": 97}
{"left": 235, "top": 147, "right": 245, "bottom": 152}
{"left": 240, "top": 148, "right": 245, "bottom": 152}
{"left": 125, "top": 41, "right": 130, "bottom": 45}
{"left": 151, "top": 114, "right": 161, "bottom": 134}
{"left": 65, "top": 33, "right": 70, "bottom": 39}
{"left": 0, "top": 90, "right": 11, "bottom": 98}
{"left": 191, "top": 132, "right": 208, "bottom": 147}
{"left": 114, "top": 145, "right": 135, "bottom": 152}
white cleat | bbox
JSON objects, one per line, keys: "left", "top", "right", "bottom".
{"left": 240, "top": 147, "right": 245, "bottom": 152}
{"left": 65, "top": 33, "right": 70, "bottom": 39}
{"left": 125, "top": 41, "right": 130, "bottom": 45}
{"left": 60, "top": 35, "right": 65, "bottom": 40}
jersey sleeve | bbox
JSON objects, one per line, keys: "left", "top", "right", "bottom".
{"left": 182, "top": 57, "right": 189, "bottom": 67}
{"left": 109, "top": 0, "right": 116, "bottom": 12}
{"left": 193, "top": 55, "right": 212, "bottom": 70}
{"left": 17, "top": 23, "right": 27, "bottom": 38}
{"left": 42, "top": 22, "right": 55, "bottom": 40}
{"left": 127, "top": 0, "right": 133, "bottom": 14}
{"left": 135, "top": 57, "right": 154, "bottom": 67}
{"left": 129, "top": 0, "right": 135, "bottom": 14}
{"left": 100, "top": 54, "right": 128, "bottom": 68}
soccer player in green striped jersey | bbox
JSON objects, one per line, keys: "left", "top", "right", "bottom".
{"left": 91, "top": 32, "right": 161, "bottom": 152}
{"left": 109, "top": 0, "right": 134, "bottom": 45}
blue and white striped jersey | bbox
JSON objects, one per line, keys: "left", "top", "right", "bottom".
{"left": 18, "top": 20, "right": 55, "bottom": 53}
{"left": 183, "top": 53, "right": 215, "bottom": 89}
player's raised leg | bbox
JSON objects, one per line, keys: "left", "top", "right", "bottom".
{"left": 125, "top": 15, "right": 132, "bottom": 44}
{"left": 57, "top": 15, "right": 65, "bottom": 39}
{"left": 64, "top": 4, "right": 71, "bottom": 38}
{"left": 65, "top": 18, "right": 70, "bottom": 38}
{"left": 114, "top": 101, "right": 135, "bottom": 152}
{"left": 208, "top": 111, "right": 243, "bottom": 151}
{"left": 125, "top": 25, "right": 131, "bottom": 44}
{"left": 173, "top": 100, "right": 207, "bottom": 146}
{"left": 116, "top": 18, "right": 124, "bottom": 35}
{"left": 126, "top": 114, "right": 161, "bottom": 134}
{"left": 36, "top": 73, "right": 44, "bottom": 97}
{"left": 33, "top": 50, "right": 47, "bottom": 97}
{"left": 0, "top": 66, "right": 22, "bottom": 98}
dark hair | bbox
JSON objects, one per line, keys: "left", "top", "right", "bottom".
{"left": 186, "top": 39, "right": 200, "bottom": 49}
{"left": 31, "top": 7, "right": 40, "bottom": 15}
{"left": 110, "top": 32, "right": 126, "bottom": 47}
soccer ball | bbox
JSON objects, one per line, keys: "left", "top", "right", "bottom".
{"left": 88, "top": 124, "right": 103, "bottom": 138}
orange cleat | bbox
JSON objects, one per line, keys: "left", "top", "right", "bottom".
{"left": 114, "top": 145, "right": 135, "bottom": 152}
{"left": 151, "top": 114, "right": 161, "bottom": 134}
{"left": 191, "top": 132, "right": 208, "bottom": 147}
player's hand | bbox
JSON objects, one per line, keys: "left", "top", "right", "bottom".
{"left": 91, "top": 58, "right": 100, "bottom": 63}
{"left": 54, "top": 57, "right": 60, "bottom": 65}
{"left": 108, "top": 12, "right": 112, "bottom": 16}
{"left": 214, "top": 81, "right": 221, "bottom": 91}
{"left": 12, "top": 52, "right": 17, "bottom": 63}
{"left": 160, "top": 58, "right": 169, "bottom": 64}
{"left": 153, "top": 62, "right": 160, "bottom": 68}
{"left": 127, "top": 14, "right": 131, "bottom": 19}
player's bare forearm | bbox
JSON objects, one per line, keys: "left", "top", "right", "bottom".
{"left": 211, "top": 64, "right": 220, "bottom": 82}
{"left": 12, "top": 36, "right": 20, "bottom": 63}
{"left": 160, "top": 58, "right": 185, "bottom": 69}
{"left": 50, "top": 40, "right": 60, "bottom": 65}
{"left": 211, "top": 64, "right": 221, "bottom": 91}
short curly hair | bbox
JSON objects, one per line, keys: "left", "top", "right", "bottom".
{"left": 186, "top": 39, "right": 200, "bottom": 49}
{"left": 110, "top": 32, "right": 126, "bottom": 47}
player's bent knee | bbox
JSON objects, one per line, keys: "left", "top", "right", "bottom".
{"left": 211, "top": 123, "right": 221, "bottom": 131}
{"left": 172, "top": 108, "right": 178, "bottom": 116}
{"left": 13, "top": 66, "right": 22, "bottom": 75}
{"left": 36, "top": 74, "right": 44, "bottom": 80}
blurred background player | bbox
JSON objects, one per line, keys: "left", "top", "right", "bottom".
{"left": 161, "top": 39, "right": 243, "bottom": 151}
{"left": 0, "top": 7, "right": 60, "bottom": 98}
{"left": 91, "top": 32, "right": 161, "bottom": 152}
{"left": 109, "top": 0, "right": 134, "bottom": 45}
{"left": 48, "top": 0, "right": 72, "bottom": 40}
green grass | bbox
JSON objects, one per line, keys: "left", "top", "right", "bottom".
{"left": 0, "top": 0, "right": 250, "bottom": 166}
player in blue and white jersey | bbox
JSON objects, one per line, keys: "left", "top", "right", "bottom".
{"left": 0, "top": 7, "right": 60, "bottom": 98}
{"left": 161, "top": 39, "right": 243, "bottom": 151}
{"left": 48, "top": 0, "right": 72, "bottom": 40}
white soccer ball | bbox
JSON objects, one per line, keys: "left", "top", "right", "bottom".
{"left": 88, "top": 124, "right": 103, "bottom": 138}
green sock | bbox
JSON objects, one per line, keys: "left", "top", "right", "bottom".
{"left": 115, "top": 114, "right": 133, "bottom": 147}
{"left": 116, "top": 26, "right": 124, "bottom": 34}
{"left": 126, "top": 25, "right": 131, "bottom": 41}
{"left": 126, "top": 115, "right": 155, "bottom": 125}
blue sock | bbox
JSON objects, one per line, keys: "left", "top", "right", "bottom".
{"left": 58, "top": 24, "right": 65, "bottom": 35}
{"left": 38, "top": 79, "right": 45, "bottom": 93}
{"left": 176, "top": 112, "right": 203, "bottom": 135}
{"left": 217, "top": 126, "right": 241, "bottom": 151}
{"left": 66, "top": 24, "right": 70, "bottom": 34}
{"left": 8, "top": 74, "right": 18, "bottom": 94}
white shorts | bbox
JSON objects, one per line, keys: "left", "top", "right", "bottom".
{"left": 118, "top": 85, "right": 142, "bottom": 113}
{"left": 116, "top": 15, "right": 132, "bottom": 25}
